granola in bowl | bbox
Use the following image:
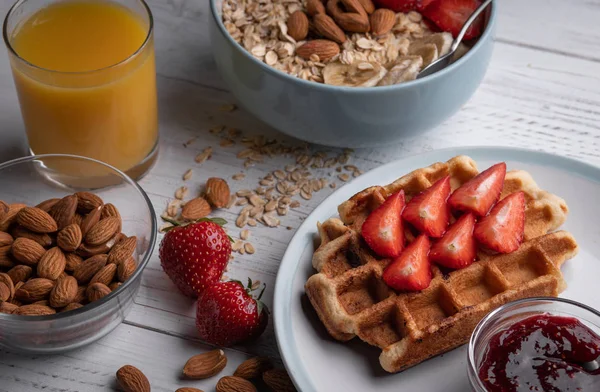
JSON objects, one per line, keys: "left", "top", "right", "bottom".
{"left": 221, "top": 0, "right": 480, "bottom": 87}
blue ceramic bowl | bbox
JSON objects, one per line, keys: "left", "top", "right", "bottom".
{"left": 209, "top": 1, "right": 497, "bottom": 148}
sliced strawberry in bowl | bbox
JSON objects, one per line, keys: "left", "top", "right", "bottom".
{"left": 373, "top": 0, "right": 418, "bottom": 12}
{"left": 416, "top": 0, "right": 436, "bottom": 11}
{"left": 362, "top": 190, "right": 406, "bottom": 258}
{"left": 448, "top": 162, "right": 506, "bottom": 217}
{"left": 422, "top": 0, "right": 484, "bottom": 40}
{"left": 474, "top": 191, "right": 525, "bottom": 254}
{"left": 403, "top": 176, "right": 451, "bottom": 238}
{"left": 430, "top": 212, "right": 477, "bottom": 269}
{"left": 383, "top": 234, "right": 432, "bottom": 292}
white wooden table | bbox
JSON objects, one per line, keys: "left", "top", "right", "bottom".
{"left": 1, "top": 0, "right": 600, "bottom": 391}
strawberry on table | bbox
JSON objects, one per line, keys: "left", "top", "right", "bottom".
{"left": 422, "top": 0, "right": 484, "bottom": 40}
{"left": 382, "top": 234, "right": 432, "bottom": 291}
{"left": 159, "top": 218, "right": 232, "bottom": 298}
{"left": 474, "top": 191, "right": 525, "bottom": 253}
{"left": 430, "top": 212, "right": 477, "bottom": 269}
{"left": 361, "top": 190, "right": 406, "bottom": 258}
{"left": 448, "top": 162, "right": 506, "bottom": 217}
{"left": 373, "top": 0, "right": 418, "bottom": 13}
{"left": 196, "top": 279, "right": 269, "bottom": 346}
{"left": 403, "top": 176, "right": 451, "bottom": 238}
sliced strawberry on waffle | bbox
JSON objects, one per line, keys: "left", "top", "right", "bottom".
{"left": 383, "top": 234, "right": 432, "bottom": 291}
{"left": 373, "top": 0, "right": 418, "bottom": 12}
{"left": 430, "top": 212, "right": 477, "bottom": 269}
{"left": 448, "top": 162, "right": 506, "bottom": 217}
{"left": 362, "top": 190, "right": 406, "bottom": 258}
{"left": 474, "top": 191, "right": 526, "bottom": 253}
{"left": 422, "top": 0, "right": 484, "bottom": 40}
{"left": 403, "top": 176, "right": 451, "bottom": 238}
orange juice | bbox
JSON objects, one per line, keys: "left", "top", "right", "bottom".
{"left": 7, "top": 0, "right": 158, "bottom": 174}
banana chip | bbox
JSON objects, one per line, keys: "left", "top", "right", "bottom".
{"left": 408, "top": 43, "right": 438, "bottom": 69}
{"left": 410, "top": 32, "right": 453, "bottom": 58}
{"left": 323, "top": 61, "right": 388, "bottom": 87}
{"left": 377, "top": 56, "right": 422, "bottom": 86}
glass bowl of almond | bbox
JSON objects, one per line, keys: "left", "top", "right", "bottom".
{"left": 209, "top": 0, "right": 496, "bottom": 147}
{"left": 0, "top": 154, "right": 156, "bottom": 354}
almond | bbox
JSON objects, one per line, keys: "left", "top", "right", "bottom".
{"left": 0, "top": 200, "right": 8, "bottom": 219}
{"left": 73, "top": 285, "right": 87, "bottom": 304}
{"left": 108, "top": 236, "right": 137, "bottom": 264}
{"left": 80, "top": 205, "right": 102, "bottom": 237}
{"left": 313, "top": 14, "right": 346, "bottom": 44}
{"left": 296, "top": 39, "right": 340, "bottom": 61}
{"left": 287, "top": 10, "right": 309, "bottom": 41}
{"left": 216, "top": 376, "right": 257, "bottom": 392}
{"left": 75, "top": 192, "right": 104, "bottom": 213}
{"left": 0, "top": 245, "right": 14, "bottom": 268}
{"left": 116, "top": 365, "right": 151, "bottom": 392}
{"left": 0, "top": 301, "right": 18, "bottom": 314}
{"left": 60, "top": 302, "right": 83, "bottom": 312}
{"left": 181, "top": 198, "right": 211, "bottom": 221}
{"left": 263, "top": 369, "right": 297, "bottom": 392}
{"left": 109, "top": 281, "right": 122, "bottom": 291}
{"left": 85, "top": 217, "right": 120, "bottom": 245}
{"left": 16, "top": 207, "right": 58, "bottom": 233}
{"left": 176, "top": 388, "right": 205, "bottom": 392}
{"left": 90, "top": 263, "right": 117, "bottom": 286}
{"left": 307, "top": 0, "right": 326, "bottom": 16}
{"left": 49, "top": 195, "right": 78, "bottom": 230}
{"left": 101, "top": 203, "right": 122, "bottom": 231}
{"left": 0, "top": 282, "right": 11, "bottom": 302}
{"left": 0, "top": 272, "right": 15, "bottom": 300}
{"left": 234, "top": 357, "right": 273, "bottom": 379}
{"left": 73, "top": 254, "right": 108, "bottom": 283}
{"left": 77, "top": 237, "right": 116, "bottom": 258}
{"left": 57, "top": 223, "right": 82, "bottom": 252}
{"left": 117, "top": 256, "right": 137, "bottom": 282}
{"left": 332, "top": 12, "right": 369, "bottom": 33}
{"left": 36, "top": 198, "right": 60, "bottom": 212}
{"left": 14, "top": 304, "right": 56, "bottom": 316}
{"left": 15, "top": 278, "right": 54, "bottom": 303}
{"left": 11, "top": 226, "right": 53, "bottom": 247}
{"left": 369, "top": 8, "right": 395, "bottom": 36}
{"left": 12, "top": 237, "right": 46, "bottom": 265}
{"left": 49, "top": 276, "right": 78, "bottom": 308}
{"left": 65, "top": 252, "right": 83, "bottom": 272}
{"left": 183, "top": 349, "right": 228, "bottom": 379}
{"left": 0, "top": 231, "right": 14, "bottom": 247}
{"left": 37, "top": 247, "right": 66, "bottom": 280}
{"left": 86, "top": 282, "right": 111, "bottom": 302}
{"left": 206, "top": 178, "right": 232, "bottom": 209}
{"left": 7, "top": 265, "right": 32, "bottom": 284}
{"left": 357, "top": 0, "right": 375, "bottom": 14}
{"left": 0, "top": 203, "right": 27, "bottom": 232}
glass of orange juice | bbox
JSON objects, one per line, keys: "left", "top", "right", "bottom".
{"left": 3, "top": 0, "right": 158, "bottom": 180}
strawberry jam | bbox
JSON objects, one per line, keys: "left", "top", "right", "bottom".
{"left": 478, "top": 314, "right": 600, "bottom": 392}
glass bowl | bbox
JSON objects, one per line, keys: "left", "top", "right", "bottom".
{"left": 468, "top": 297, "right": 600, "bottom": 391}
{"left": 0, "top": 154, "right": 156, "bottom": 354}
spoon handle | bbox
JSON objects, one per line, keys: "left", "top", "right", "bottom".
{"left": 452, "top": 0, "right": 493, "bottom": 52}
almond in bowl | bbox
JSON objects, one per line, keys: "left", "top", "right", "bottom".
{"left": 221, "top": 0, "right": 483, "bottom": 87}
{"left": 0, "top": 192, "right": 139, "bottom": 316}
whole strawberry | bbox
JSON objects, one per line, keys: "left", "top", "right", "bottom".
{"left": 159, "top": 219, "right": 232, "bottom": 298}
{"left": 196, "top": 279, "right": 269, "bottom": 346}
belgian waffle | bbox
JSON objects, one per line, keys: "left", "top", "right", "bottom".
{"left": 305, "top": 155, "right": 579, "bottom": 373}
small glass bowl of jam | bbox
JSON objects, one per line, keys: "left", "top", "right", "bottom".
{"left": 468, "top": 297, "right": 600, "bottom": 392}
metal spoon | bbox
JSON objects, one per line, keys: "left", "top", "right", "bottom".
{"left": 417, "top": 0, "right": 493, "bottom": 79}
{"left": 582, "top": 357, "right": 600, "bottom": 372}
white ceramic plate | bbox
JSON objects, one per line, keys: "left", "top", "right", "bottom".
{"left": 273, "top": 147, "right": 600, "bottom": 392}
